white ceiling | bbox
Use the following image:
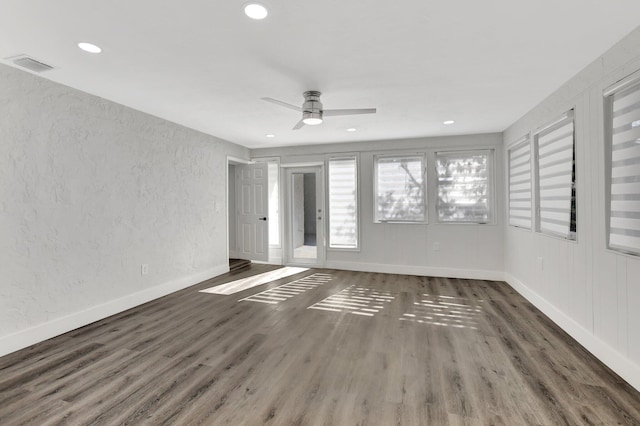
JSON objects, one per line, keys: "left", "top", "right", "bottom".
{"left": 1, "top": 1, "right": 639, "bottom": 149}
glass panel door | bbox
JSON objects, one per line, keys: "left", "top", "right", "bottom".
{"left": 286, "top": 167, "right": 324, "bottom": 266}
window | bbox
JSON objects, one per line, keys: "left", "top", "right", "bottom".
{"left": 436, "top": 150, "right": 492, "bottom": 223}
{"left": 605, "top": 74, "right": 640, "bottom": 256}
{"left": 374, "top": 155, "right": 426, "bottom": 222}
{"left": 534, "top": 110, "right": 576, "bottom": 240}
{"left": 508, "top": 137, "right": 532, "bottom": 229}
{"left": 328, "top": 156, "right": 358, "bottom": 249}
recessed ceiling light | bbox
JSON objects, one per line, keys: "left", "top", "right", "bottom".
{"left": 266, "top": 134, "right": 275, "bottom": 138}
{"left": 443, "top": 120, "right": 455, "bottom": 125}
{"left": 244, "top": 3, "right": 268, "bottom": 19}
{"left": 78, "top": 42, "right": 102, "bottom": 53}
{"left": 347, "top": 128, "right": 357, "bottom": 132}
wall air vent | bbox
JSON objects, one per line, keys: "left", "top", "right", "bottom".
{"left": 11, "top": 55, "right": 54, "bottom": 73}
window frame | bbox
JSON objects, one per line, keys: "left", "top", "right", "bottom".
{"left": 326, "top": 154, "right": 360, "bottom": 251}
{"left": 373, "top": 153, "right": 427, "bottom": 224}
{"left": 533, "top": 109, "right": 577, "bottom": 241}
{"left": 508, "top": 136, "right": 533, "bottom": 230}
{"left": 434, "top": 149, "right": 495, "bottom": 224}
{"left": 604, "top": 69, "right": 640, "bottom": 257}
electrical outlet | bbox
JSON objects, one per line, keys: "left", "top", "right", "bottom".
{"left": 433, "top": 242, "right": 440, "bottom": 252}
{"left": 141, "top": 264, "right": 149, "bottom": 275}
{"left": 537, "top": 257, "right": 544, "bottom": 270}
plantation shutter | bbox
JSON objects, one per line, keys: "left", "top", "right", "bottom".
{"left": 535, "top": 111, "right": 575, "bottom": 238}
{"left": 608, "top": 79, "right": 640, "bottom": 255}
{"left": 509, "top": 138, "right": 532, "bottom": 229}
{"left": 328, "top": 157, "right": 358, "bottom": 248}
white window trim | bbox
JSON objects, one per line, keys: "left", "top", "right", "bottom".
{"left": 435, "top": 149, "right": 496, "bottom": 225}
{"left": 604, "top": 71, "right": 640, "bottom": 257}
{"left": 373, "top": 152, "right": 427, "bottom": 224}
{"left": 326, "top": 153, "right": 360, "bottom": 251}
{"left": 508, "top": 136, "right": 533, "bottom": 230}
{"left": 532, "top": 109, "right": 578, "bottom": 242}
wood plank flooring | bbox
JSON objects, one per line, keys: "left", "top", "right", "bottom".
{"left": 1, "top": 266, "right": 639, "bottom": 425}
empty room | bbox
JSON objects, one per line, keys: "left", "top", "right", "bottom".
{"left": 1, "top": 1, "right": 640, "bottom": 424}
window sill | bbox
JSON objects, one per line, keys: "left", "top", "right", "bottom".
{"left": 436, "top": 221, "right": 497, "bottom": 226}
{"left": 535, "top": 230, "right": 579, "bottom": 244}
{"left": 328, "top": 247, "right": 361, "bottom": 253}
{"left": 374, "top": 221, "right": 428, "bottom": 225}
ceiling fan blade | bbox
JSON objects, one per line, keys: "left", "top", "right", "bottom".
{"left": 261, "top": 97, "right": 302, "bottom": 112}
{"left": 323, "top": 108, "right": 376, "bottom": 117}
{"left": 292, "top": 119, "right": 306, "bottom": 130}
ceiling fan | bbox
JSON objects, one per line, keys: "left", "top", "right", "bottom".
{"left": 261, "top": 91, "right": 376, "bottom": 130}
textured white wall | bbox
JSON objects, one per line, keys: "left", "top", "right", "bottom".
{"left": 503, "top": 26, "right": 640, "bottom": 390}
{"left": 0, "top": 64, "right": 248, "bottom": 355}
{"left": 253, "top": 133, "right": 505, "bottom": 279}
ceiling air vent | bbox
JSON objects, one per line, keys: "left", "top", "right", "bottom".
{"left": 11, "top": 55, "right": 54, "bottom": 73}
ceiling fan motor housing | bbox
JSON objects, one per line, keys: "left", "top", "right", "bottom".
{"left": 303, "top": 90, "right": 323, "bottom": 121}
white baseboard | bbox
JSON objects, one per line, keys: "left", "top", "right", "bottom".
{"left": 0, "top": 264, "right": 229, "bottom": 358}
{"left": 324, "top": 260, "right": 504, "bottom": 281}
{"left": 504, "top": 273, "right": 640, "bottom": 392}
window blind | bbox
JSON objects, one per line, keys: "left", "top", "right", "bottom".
{"left": 374, "top": 155, "right": 425, "bottom": 222}
{"left": 328, "top": 157, "right": 358, "bottom": 248}
{"left": 436, "top": 151, "right": 491, "bottom": 223}
{"left": 608, "top": 80, "right": 640, "bottom": 255}
{"left": 509, "top": 138, "right": 532, "bottom": 229}
{"left": 535, "top": 110, "right": 575, "bottom": 239}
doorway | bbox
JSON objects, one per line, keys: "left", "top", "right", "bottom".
{"left": 285, "top": 166, "right": 324, "bottom": 266}
{"left": 227, "top": 159, "right": 269, "bottom": 267}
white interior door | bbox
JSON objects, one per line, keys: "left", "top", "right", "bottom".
{"left": 236, "top": 162, "right": 269, "bottom": 262}
{"left": 285, "top": 166, "right": 325, "bottom": 266}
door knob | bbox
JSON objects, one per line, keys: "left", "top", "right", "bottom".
{"left": 258, "top": 217, "right": 267, "bottom": 221}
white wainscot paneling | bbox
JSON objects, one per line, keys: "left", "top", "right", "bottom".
{"left": 628, "top": 257, "right": 640, "bottom": 363}
{"left": 594, "top": 251, "right": 621, "bottom": 350}
{"left": 568, "top": 237, "right": 591, "bottom": 328}
{"left": 616, "top": 256, "right": 629, "bottom": 356}
{"left": 505, "top": 228, "right": 535, "bottom": 279}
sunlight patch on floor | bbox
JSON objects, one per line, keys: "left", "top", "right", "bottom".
{"left": 199, "top": 267, "right": 309, "bottom": 295}
{"left": 239, "top": 273, "right": 332, "bottom": 304}
{"left": 307, "top": 286, "right": 395, "bottom": 317}
{"left": 399, "top": 293, "right": 483, "bottom": 330}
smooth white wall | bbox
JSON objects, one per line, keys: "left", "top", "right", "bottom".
{"left": 503, "top": 26, "right": 640, "bottom": 390}
{"left": 0, "top": 63, "right": 249, "bottom": 356}
{"left": 253, "top": 133, "right": 504, "bottom": 280}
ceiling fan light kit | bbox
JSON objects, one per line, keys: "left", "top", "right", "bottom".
{"left": 262, "top": 90, "right": 376, "bottom": 130}
{"left": 244, "top": 2, "right": 268, "bottom": 20}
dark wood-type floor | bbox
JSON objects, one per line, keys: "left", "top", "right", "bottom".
{"left": 1, "top": 266, "right": 639, "bottom": 425}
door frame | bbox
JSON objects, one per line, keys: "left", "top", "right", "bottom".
{"left": 282, "top": 163, "right": 326, "bottom": 267}
{"left": 226, "top": 156, "right": 252, "bottom": 264}
{"left": 252, "top": 157, "right": 283, "bottom": 265}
